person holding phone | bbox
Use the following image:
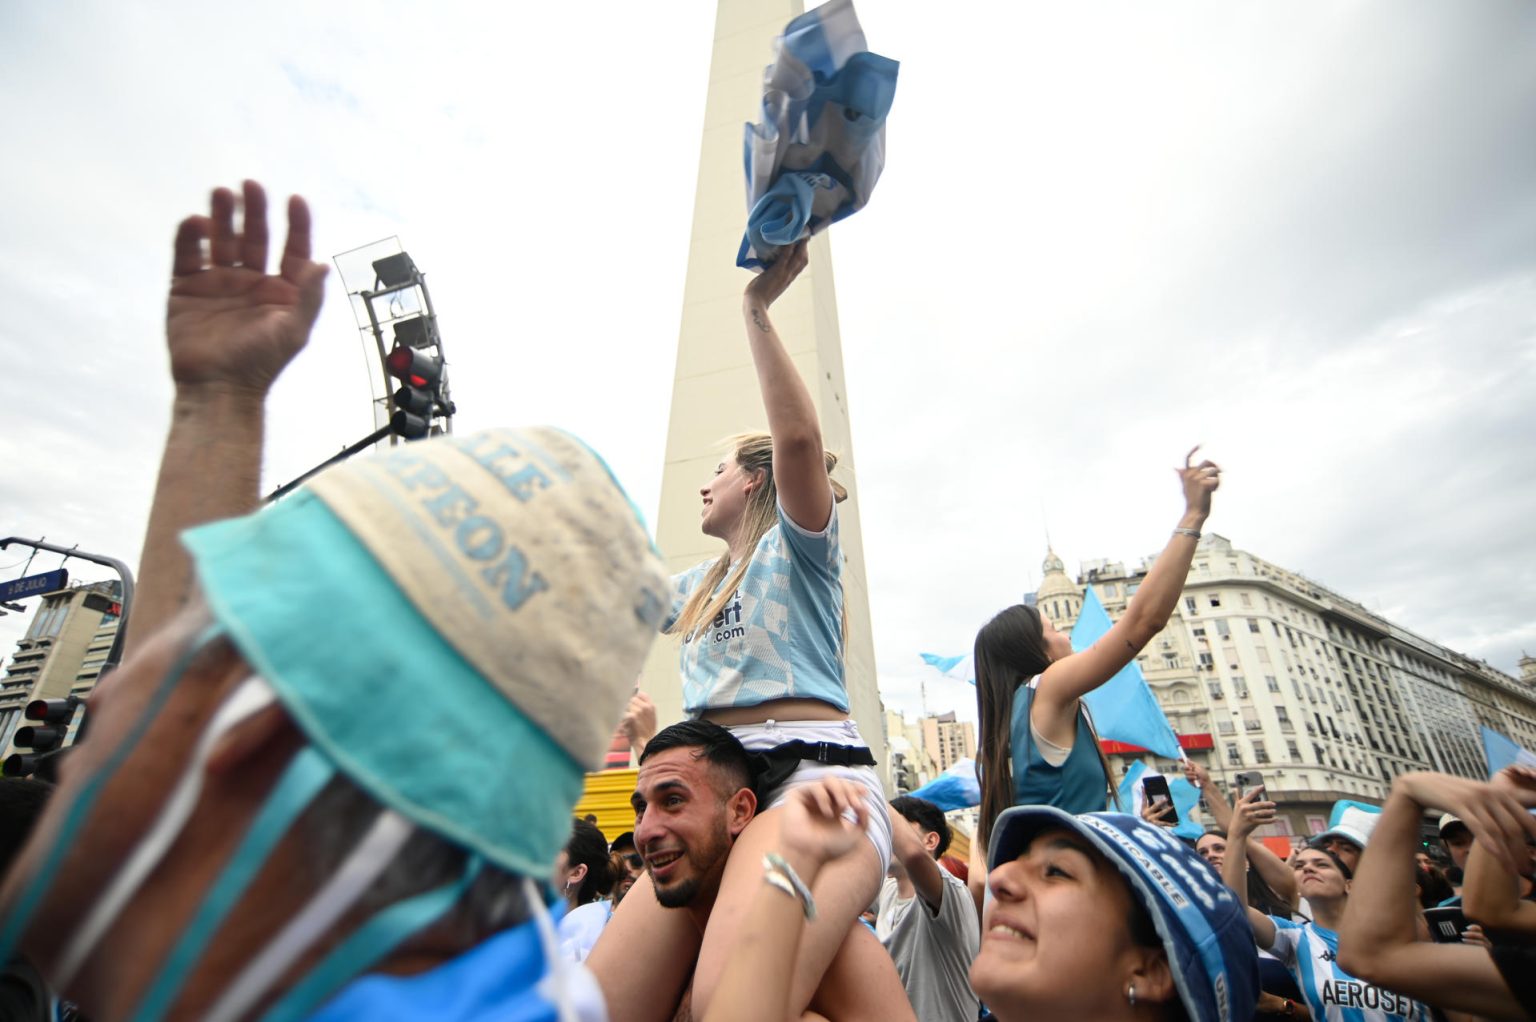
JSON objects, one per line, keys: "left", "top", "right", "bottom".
{"left": 1223, "top": 789, "right": 1431, "bottom": 1022}
{"left": 971, "top": 448, "right": 1221, "bottom": 870}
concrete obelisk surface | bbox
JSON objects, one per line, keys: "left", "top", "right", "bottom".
{"left": 640, "top": 0, "right": 888, "bottom": 789}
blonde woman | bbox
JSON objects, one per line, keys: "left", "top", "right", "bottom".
{"left": 590, "top": 242, "right": 899, "bottom": 1022}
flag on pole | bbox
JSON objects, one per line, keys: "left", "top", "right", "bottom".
{"left": 908, "top": 757, "right": 981, "bottom": 811}
{"left": 919, "top": 651, "right": 973, "bottom": 684}
{"left": 1481, "top": 726, "right": 1536, "bottom": 776}
{"left": 1072, "top": 587, "right": 1184, "bottom": 760}
{"left": 738, "top": 0, "right": 899, "bottom": 270}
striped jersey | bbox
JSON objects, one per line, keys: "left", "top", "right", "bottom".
{"left": 1265, "top": 917, "right": 1427, "bottom": 1022}
{"left": 667, "top": 502, "right": 845, "bottom": 715}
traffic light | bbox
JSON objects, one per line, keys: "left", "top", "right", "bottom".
{"left": 4, "top": 696, "right": 79, "bottom": 778}
{"left": 385, "top": 344, "right": 444, "bottom": 440}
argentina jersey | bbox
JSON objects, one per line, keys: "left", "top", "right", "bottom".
{"left": 667, "top": 502, "right": 846, "bottom": 714}
{"left": 1266, "top": 918, "right": 1427, "bottom": 1022}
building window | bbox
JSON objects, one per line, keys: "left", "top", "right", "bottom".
{"left": 1226, "top": 743, "right": 1242, "bottom": 765}
{"left": 1209, "top": 594, "right": 1222, "bottom": 608}
{"left": 1233, "top": 678, "right": 1250, "bottom": 699}
{"left": 1253, "top": 741, "right": 1269, "bottom": 764}
{"left": 1218, "top": 720, "right": 1235, "bottom": 735}
{"left": 1215, "top": 620, "right": 1231, "bottom": 639}
{"left": 1276, "top": 707, "right": 1291, "bottom": 726}
{"left": 1198, "top": 652, "right": 1214, "bottom": 668}
{"left": 1192, "top": 627, "right": 1206, "bottom": 639}
{"left": 1162, "top": 652, "right": 1178, "bottom": 668}
{"left": 1208, "top": 681, "right": 1224, "bottom": 699}
{"left": 1287, "top": 739, "right": 1301, "bottom": 759}
{"left": 1247, "top": 618, "right": 1260, "bottom": 633}
{"left": 1267, "top": 675, "right": 1281, "bottom": 693}
{"left": 1102, "top": 583, "right": 1117, "bottom": 597}
{"left": 1184, "top": 596, "right": 1197, "bottom": 614}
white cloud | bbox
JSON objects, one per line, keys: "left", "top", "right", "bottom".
{"left": 2, "top": 1, "right": 1532, "bottom": 723}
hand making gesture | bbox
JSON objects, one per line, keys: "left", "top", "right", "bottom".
{"left": 168, "top": 180, "right": 328, "bottom": 397}
{"left": 1177, "top": 446, "right": 1222, "bottom": 523}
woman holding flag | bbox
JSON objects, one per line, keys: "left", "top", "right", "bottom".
{"left": 972, "top": 448, "right": 1221, "bottom": 862}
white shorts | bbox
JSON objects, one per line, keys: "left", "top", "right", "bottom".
{"left": 727, "top": 718, "right": 893, "bottom": 874}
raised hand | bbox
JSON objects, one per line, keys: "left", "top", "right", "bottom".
{"left": 779, "top": 777, "right": 869, "bottom": 870}
{"left": 1141, "top": 798, "right": 1177, "bottom": 829}
{"left": 744, "top": 239, "right": 809, "bottom": 312}
{"left": 618, "top": 690, "right": 658, "bottom": 754}
{"left": 1228, "top": 787, "right": 1276, "bottom": 840}
{"left": 1177, "top": 446, "right": 1221, "bottom": 521}
{"left": 1399, "top": 770, "right": 1536, "bottom": 877}
{"left": 168, "top": 180, "right": 328, "bottom": 397}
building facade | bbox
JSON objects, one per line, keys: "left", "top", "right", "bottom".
{"left": 1034, "top": 536, "right": 1536, "bottom": 837}
{"left": 920, "top": 710, "right": 977, "bottom": 774}
{"left": 0, "top": 580, "right": 122, "bottom": 756}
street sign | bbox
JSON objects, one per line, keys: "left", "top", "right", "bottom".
{"left": 0, "top": 568, "right": 68, "bottom": 602}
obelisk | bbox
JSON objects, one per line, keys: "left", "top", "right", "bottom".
{"left": 640, "top": 0, "right": 888, "bottom": 785}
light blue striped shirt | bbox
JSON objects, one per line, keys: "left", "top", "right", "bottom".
{"left": 1266, "top": 917, "right": 1427, "bottom": 1022}
{"left": 667, "top": 503, "right": 845, "bottom": 715}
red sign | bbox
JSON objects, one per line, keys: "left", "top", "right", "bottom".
{"left": 1099, "top": 732, "right": 1214, "bottom": 755}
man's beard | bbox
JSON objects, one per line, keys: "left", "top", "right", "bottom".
{"left": 651, "top": 822, "right": 732, "bottom": 909}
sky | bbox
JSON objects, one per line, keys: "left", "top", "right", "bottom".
{"left": 2, "top": 1, "right": 1533, "bottom": 728}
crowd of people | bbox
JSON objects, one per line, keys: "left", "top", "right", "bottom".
{"left": 0, "top": 179, "right": 1532, "bottom": 1022}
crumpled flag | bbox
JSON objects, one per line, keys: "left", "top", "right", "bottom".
{"left": 738, "top": 0, "right": 899, "bottom": 271}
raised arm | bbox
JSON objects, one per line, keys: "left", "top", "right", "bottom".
{"left": 888, "top": 804, "right": 946, "bottom": 912}
{"left": 128, "top": 182, "right": 327, "bottom": 656}
{"left": 1462, "top": 765, "right": 1536, "bottom": 933}
{"left": 1222, "top": 788, "right": 1278, "bottom": 948}
{"left": 1033, "top": 449, "right": 1218, "bottom": 729}
{"left": 741, "top": 242, "right": 832, "bottom": 533}
{"left": 1337, "top": 771, "right": 1534, "bottom": 1019}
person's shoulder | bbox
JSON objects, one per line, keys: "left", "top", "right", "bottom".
{"left": 1269, "top": 914, "right": 1302, "bottom": 932}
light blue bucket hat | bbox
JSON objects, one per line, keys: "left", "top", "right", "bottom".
{"left": 182, "top": 426, "right": 669, "bottom": 878}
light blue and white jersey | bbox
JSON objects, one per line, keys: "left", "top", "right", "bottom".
{"left": 1266, "top": 917, "right": 1427, "bottom": 1022}
{"left": 668, "top": 502, "right": 845, "bottom": 715}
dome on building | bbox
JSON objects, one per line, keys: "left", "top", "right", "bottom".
{"left": 1036, "top": 547, "right": 1077, "bottom": 597}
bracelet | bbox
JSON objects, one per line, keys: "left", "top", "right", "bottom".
{"left": 1172, "top": 527, "right": 1201, "bottom": 539}
{"left": 763, "top": 852, "right": 817, "bottom": 921}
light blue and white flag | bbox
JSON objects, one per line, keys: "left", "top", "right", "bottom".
{"left": 738, "top": 0, "right": 898, "bottom": 270}
{"left": 1072, "top": 587, "right": 1184, "bottom": 760}
{"left": 908, "top": 757, "right": 981, "bottom": 811}
{"left": 919, "top": 651, "right": 973, "bottom": 684}
{"left": 1481, "top": 725, "right": 1536, "bottom": 776}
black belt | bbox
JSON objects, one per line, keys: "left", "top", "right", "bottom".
{"left": 749, "top": 740, "right": 877, "bottom": 801}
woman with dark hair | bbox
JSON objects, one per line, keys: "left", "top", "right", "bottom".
{"left": 971, "top": 806, "right": 1259, "bottom": 1022}
{"left": 1224, "top": 789, "right": 1430, "bottom": 1021}
{"left": 972, "top": 449, "right": 1221, "bottom": 859}
{"left": 555, "top": 817, "right": 614, "bottom": 910}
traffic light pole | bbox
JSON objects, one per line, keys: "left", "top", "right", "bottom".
{"left": 0, "top": 537, "right": 136, "bottom": 757}
{"left": 263, "top": 424, "right": 393, "bottom": 504}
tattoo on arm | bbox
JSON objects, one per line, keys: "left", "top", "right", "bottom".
{"left": 750, "top": 308, "right": 770, "bottom": 333}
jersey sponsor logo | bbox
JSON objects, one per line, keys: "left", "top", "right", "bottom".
{"left": 709, "top": 592, "right": 744, "bottom": 642}
{"left": 1320, "top": 978, "right": 1415, "bottom": 1016}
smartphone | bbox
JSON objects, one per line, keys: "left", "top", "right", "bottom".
{"left": 1234, "top": 771, "right": 1266, "bottom": 800}
{"left": 1424, "top": 906, "right": 1468, "bottom": 943}
{"left": 1142, "top": 775, "right": 1174, "bottom": 812}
